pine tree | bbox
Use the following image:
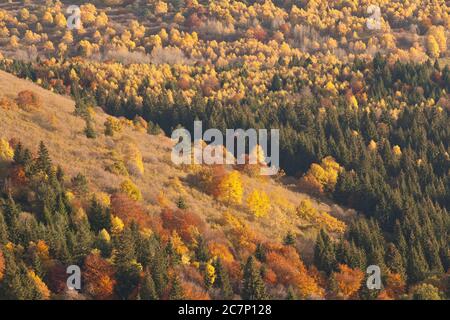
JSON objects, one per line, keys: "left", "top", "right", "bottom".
{"left": 140, "top": 271, "right": 158, "bottom": 300}
{"left": 286, "top": 286, "right": 298, "bottom": 300}
{"left": 283, "top": 231, "right": 296, "bottom": 246}
{"left": 270, "top": 74, "right": 283, "bottom": 91}
{"left": 0, "top": 251, "right": 39, "bottom": 299}
{"left": 255, "top": 243, "right": 266, "bottom": 262}
{"left": 213, "top": 258, "right": 233, "bottom": 299}
{"left": 114, "top": 228, "right": 140, "bottom": 299}
{"left": 195, "top": 235, "right": 210, "bottom": 262}
{"left": 72, "top": 218, "right": 94, "bottom": 264}
{"left": 13, "top": 142, "right": 24, "bottom": 164}
{"left": 169, "top": 275, "right": 184, "bottom": 300}
{"left": 88, "top": 197, "right": 111, "bottom": 233}
{"left": 35, "top": 141, "right": 52, "bottom": 175}
{"left": 242, "top": 256, "right": 268, "bottom": 300}
{"left": 152, "top": 244, "right": 169, "bottom": 297}
{"left": 407, "top": 243, "right": 429, "bottom": 284}
{"left": 84, "top": 118, "right": 96, "bottom": 139}
{"left": 385, "top": 243, "right": 405, "bottom": 279}
{"left": 0, "top": 211, "right": 9, "bottom": 244}
{"left": 176, "top": 197, "right": 187, "bottom": 209}
{"left": 314, "top": 229, "right": 337, "bottom": 274}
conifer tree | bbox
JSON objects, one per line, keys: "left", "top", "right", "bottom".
{"left": 314, "top": 229, "right": 337, "bottom": 274}
{"left": 151, "top": 247, "right": 169, "bottom": 298}
{"left": 0, "top": 211, "right": 9, "bottom": 244}
{"left": 385, "top": 243, "right": 405, "bottom": 278}
{"left": 140, "top": 271, "right": 158, "bottom": 300}
{"left": 88, "top": 197, "right": 111, "bottom": 233}
{"left": 213, "top": 258, "right": 233, "bottom": 299}
{"left": 169, "top": 275, "right": 185, "bottom": 300}
{"left": 242, "top": 256, "right": 268, "bottom": 300}
{"left": 35, "top": 141, "right": 52, "bottom": 175}
{"left": 84, "top": 118, "right": 96, "bottom": 139}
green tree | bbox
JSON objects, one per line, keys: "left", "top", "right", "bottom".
{"left": 169, "top": 275, "right": 184, "bottom": 300}
{"left": 140, "top": 271, "right": 158, "bottom": 300}
{"left": 213, "top": 258, "right": 233, "bottom": 299}
{"left": 242, "top": 256, "right": 268, "bottom": 300}
{"left": 412, "top": 283, "right": 441, "bottom": 300}
{"left": 270, "top": 74, "right": 282, "bottom": 91}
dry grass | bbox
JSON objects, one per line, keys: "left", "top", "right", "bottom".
{"left": 0, "top": 70, "right": 348, "bottom": 245}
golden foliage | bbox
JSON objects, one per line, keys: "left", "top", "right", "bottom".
{"left": 297, "top": 199, "right": 345, "bottom": 233}
{"left": 301, "top": 156, "right": 343, "bottom": 193}
{"left": 246, "top": 189, "right": 270, "bottom": 218}
{"left": 119, "top": 179, "right": 142, "bottom": 201}
{"left": 111, "top": 215, "right": 125, "bottom": 234}
{"left": 0, "top": 138, "right": 14, "bottom": 161}
{"left": 333, "top": 264, "right": 364, "bottom": 299}
{"left": 215, "top": 171, "right": 243, "bottom": 205}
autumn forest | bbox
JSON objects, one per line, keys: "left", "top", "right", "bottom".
{"left": 0, "top": 0, "right": 449, "bottom": 301}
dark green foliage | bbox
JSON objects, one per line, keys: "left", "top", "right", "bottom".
{"left": 169, "top": 275, "right": 185, "bottom": 300}
{"left": 34, "top": 141, "right": 52, "bottom": 175}
{"left": 140, "top": 271, "right": 158, "bottom": 300}
{"left": 270, "top": 74, "right": 282, "bottom": 91}
{"left": 176, "top": 196, "right": 187, "bottom": 209}
{"left": 0, "top": 250, "right": 41, "bottom": 300}
{"left": 84, "top": 118, "right": 96, "bottom": 139}
{"left": 213, "top": 258, "right": 233, "bottom": 299}
{"left": 314, "top": 229, "right": 337, "bottom": 274}
{"left": 114, "top": 228, "right": 140, "bottom": 299}
{"left": 71, "top": 173, "right": 88, "bottom": 196}
{"left": 195, "top": 235, "right": 210, "bottom": 262}
{"left": 88, "top": 197, "right": 111, "bottom": 233}
{"left": 283, "top": 231, "right": 296, "bottom": 246}
{"left": 385, "top": 243, "right": 405, "bottom": 278}
{"left": 147, "top": 120, "right": 162, "bottom": 135}
{"left": 286, "top": 286, "right": 298, "bottom": 300}
{"left": 242, "top": 256, "right": 268, "bottom": 300}
{"left": 255, "top": 243, "right": 266, "bottom": 262}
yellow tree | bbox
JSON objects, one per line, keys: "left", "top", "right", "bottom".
{"left": 429, "top": 26, "right": 447, "bottom": 53}
{"left": 426, "top": 35, "right": 440, "bottom": 58}
{"left": 120, "top": 179, "right": 142, "bottom": 201}
{"left": 111, "top": 215, "right": 124, "bottom": 234}
{"left": 246, "top": 190, "right": 270, "bottom": 217}
{"left": 0, "top": 138, "right": 14, "bottom": 161}
{"left": 216, "top": 171, "right": 243, "bottom": 205}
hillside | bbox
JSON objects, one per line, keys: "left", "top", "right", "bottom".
{"left": 0, "top": 69, "right": 352, "bottom": 281}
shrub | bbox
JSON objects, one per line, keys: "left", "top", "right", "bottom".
{"left": 16, "top": 90, "right": 41, "bottom": 110}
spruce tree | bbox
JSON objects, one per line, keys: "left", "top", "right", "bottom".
{"left": 140, "top": 271, "right": 158, "bottom": 300}
{"left": 314, "top": 229, "right": 337, "bottom": 274}
{"left": 213, "top": 258, "right": 233, "bottom": 299}
{"left": 88, "top": 197, "right": 111, "bottom": 233}
{"left": 151, "top": 242, "right": 169, "bottom": 297}
{"left": 195, "top": 235, "right": 210, "bottom": 262}
{"left": 283, "top": 231, "right": 296, "bottom": 246}
{"left": 35, "top": 141, "right": 52, "bottom": 175}
{"left": 169, "top": 275, "right": 185, "bottom": 300}
{"left": 385, "top": 243, "right": 405, "bottom": 278}
{"left": 0, "top": 211, "right": 9, "bottom": 244}
{"left": 84, "top": 118, "right": 96, "bottom": 139}
{"left": 242, "top": 256, "right": 268, "bottom": 300}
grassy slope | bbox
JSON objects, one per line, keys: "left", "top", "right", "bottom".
{"left": 0, "top": 69, "right": 350, "bottom": 261}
